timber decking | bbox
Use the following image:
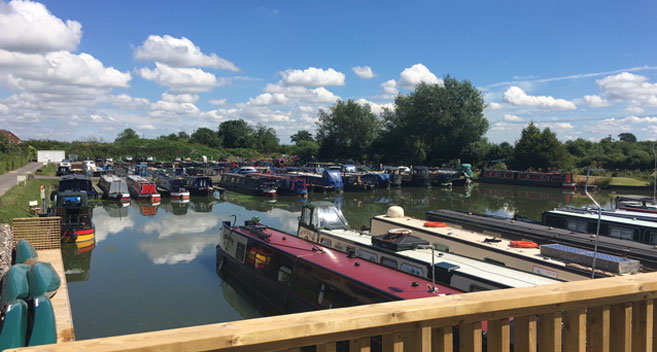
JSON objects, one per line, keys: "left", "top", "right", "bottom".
{"left": 38, "top": 249, "right": 75, "bottom": 343}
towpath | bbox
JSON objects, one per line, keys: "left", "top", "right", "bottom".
{"left": 0, "top": 162, "right": 43, "bottom": 196}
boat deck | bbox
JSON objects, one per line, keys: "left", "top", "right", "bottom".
{"left": 38, "top": 249, "right": 75, "bottom": 343}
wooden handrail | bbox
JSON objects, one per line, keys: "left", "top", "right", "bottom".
{"left": 10, "top": 272, "right": 657, "bottom": 352}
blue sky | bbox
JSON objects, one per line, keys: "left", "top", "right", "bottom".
{"left": 1, "top": 0, "right": 657, "bottom": 144}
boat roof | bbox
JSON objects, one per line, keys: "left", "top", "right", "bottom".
{"left": 233, "top": 225, "right": 461, "bottom": 299}
{"left": 101, "top": 174, "right": 123, "bottom": 182}
{"left": 306, "top": 201, "right": 335, "bottom": 209}
{"left": 60, "top": 175, "right": 92, "bottom": 182}
{"left": 127, "top": 175, "right": 151, "bottom": 183}
{"left": 547, "top": 208, "right": 657, "bottom": 227}
{"left": 319, "top": 228, "right": 561, "bottom": 287}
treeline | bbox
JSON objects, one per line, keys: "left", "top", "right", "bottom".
{"left": 23, "top": 75, "right": 655, "bottom": 173}
{"left": 0, "top": 134, "right": 35, "bottom": 174}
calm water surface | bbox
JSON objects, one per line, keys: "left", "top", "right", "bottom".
{"left": 64, "top": 183, "right": 645, "bottom": 339}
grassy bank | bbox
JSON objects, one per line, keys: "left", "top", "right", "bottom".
{"left": 36, "top": 163, "right": 56, "bottom": 177}
{"left": 0, "top": 178, "right": 59, "bottom": 224}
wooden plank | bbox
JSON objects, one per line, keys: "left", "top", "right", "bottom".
{"left": 563, "top": 309, "right": 586, "bottom": 352}
{"left": 382, "top": 333, "right": 403, "bottom": 352}
{"left": 513, "top": 315, "right": 537, "bottom": 352}
{"left": 632, "top": 300, "right": 653, "bottom": 352}
{"left": 487, "top": 318, "right": 510, "bottom": 352}
{"left": 432, "top": 326, "right": 453, "bottom": 352}
{"left": 406, "top": 326, "right": 431, "bottom": 352}
{"left": 538, "top": 312, "right": 561, "bottom": 352}
{"left": 38, "top": 249, "right": 75, "bottom": 343}
{"left": 610, "top": 303, "right": 632, "bottom": 351}
{"left": 349, "top": 337, "right": 370, "bottom": 352}
{"left": 459, "top": 321, "right": 482, "bottom": 352}
{"left": 9, "top": 273, "right": 657, "bottom": 352}
{"left": 286, "top": 349, "right": 300, "bottom": 352}
{"left": 587, "top": 305, "right": 610, "bottom": 352}
{"left": 316, "top": 343, "right": 336, "bottom": 352}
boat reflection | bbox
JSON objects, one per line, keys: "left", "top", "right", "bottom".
{"left": 159, "top": 197, "right": 189, "bottom": 216}
{"left": 130, "top": 200, "right": 159, "bottom": 217}
{"left": 189, "top": 196, "right": 216, "bottom": 213}
{"left": 103, "top": 201, "right": 129, "bottom": 218}
{"left": 61, "top": 242, "right": 94, "bottom": 282}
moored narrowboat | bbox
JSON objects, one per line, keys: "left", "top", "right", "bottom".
{"left": 58, "top": 175, "right": 98, "bottom": 199}
{"left": 402, "top": 166, "right": 431, "bottom": 187}
{"left": 153, "top": 173, "right": 190, "bottom": 201}
{"left": 480, "top": 169, "right": 576, "bottom": 189}
{"left": 126, "top": 175, "right": 161, "bottom": 204}
{"left": 97, "top": 175, "right": 130, "bottom": 202}
{"left": 48, "top": 190, "right": 95, "bottom": 245}
{"left": 216, "top": 220, "right": 461, "bottom": 314}
{"left": 185, "top": 176, "right": 214, "bottom": 196}
{"left": 218, "top": 172, "right": 277, "bottom": 197}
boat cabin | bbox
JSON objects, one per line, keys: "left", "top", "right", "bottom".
{"left": 58, "top": 175, "right": 97, "bottom": 199}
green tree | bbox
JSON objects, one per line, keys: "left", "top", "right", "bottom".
{"left": 115, "top": 128, "right": 139, "bottom": 143}
{"left": 511, "top": 123, "right": 569, "bottom": 170}
{"left": 290, "top": 130, "right": 314, "bottom": 143}
{"left": 382, "top": 77, "right": 488, "bottom": 165}
{"left": 218, "top": 119, "right": 256, "bottom": 149}
{"left": 293, "top": 140, "right": 319, "bottom": 163}
{"left": 190, "top": 127, "right": 222, "bottom": 148}
{"left": 618, "top": 133, "right": 637, "bottom": 142}
{"left": 316, "top": 99, "right": 382, "bottom": 161}
{"left": 177, "top": 131, "right": 190, "bottom": 140}
{"left": 253, "top": 124, "right": 279, "bottom": 153}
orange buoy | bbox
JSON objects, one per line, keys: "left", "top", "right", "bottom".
{"left": 510, "top": 240, "right": 538, "bottom": 248}
{"left": 424, "top": 221, "right": 446, "bottom": 228}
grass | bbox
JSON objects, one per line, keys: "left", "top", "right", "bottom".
{"left": 0, "top": 178, "right": 59, "bottom": 224}
{"left": 608, "top": 177, "right": 650, "bottom": 187}
{"left": 36, "top": 163, "right": 57, "bottom": 177}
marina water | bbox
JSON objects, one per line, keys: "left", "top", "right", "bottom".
{"left": 63, "top": 183, "right": 642, "bottom": 339}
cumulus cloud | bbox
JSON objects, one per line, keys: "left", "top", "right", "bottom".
{"left": 488, "top": 102, "right": 504, "bottom": 110}
{"left": 138, "top": 62, "right": 223, "bottom": 93}
{"left": 503, "top": 114, "right": 525, "bottom": 122}
{"left": 352, "top": 66, "right": 375, "bottom": 79}
{"left": 264, "top": 84, "right": 339, "bottom": 104}
{"left": 206, "top": 104, "right": 292, "bottom": 123}
{"left": 586, "top": 115, "right": 657, "bottom": 135}
{"left": 381, "top": 79, "right": 399, "bottom": 99}
{"left": 356, "top": 98, "right": 394, "bottom": 115}
{"left": 596, "top": 72, "right": 657, "bottom": 109}
{"left": 248, "top": 93, "right": 288, "bottom": 106}
{"left": 0, "top": 0, "right": 82, "bottom": 53}
{"left": 398, "top": 63, "right": 441, "bottom": 89}
{"left": 503, "top": 86, "right": 576, "bottom": 110}
{"left": 539, "top": 122, "right": 574, "bottom": 130}
{"left": 104, "top": 94, "right": 150, "bottom": 109}
{"left": 149, "top": 99, "right": 201, "bottom": 117}
{"left": 161, "top": 92, "right": 199, "bottom": 103}
{"left": 0, "top": 103, "right": 8, "bottom": 114}
{"left": 139, "top": 124, "right": 156, "bottom": 130}
{"left": 208, "top": 99, "right": 226, "bottom": 105}
{"left": 134, "top": 35, "right": 238, "bottom": 71}
{"left": 279, "top": 67, "right": 345, "bottom": 87}
{"left": 583, "top": 94, "right": 610, "bottom": 107}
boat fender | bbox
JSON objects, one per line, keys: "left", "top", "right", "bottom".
{"left": 509, "top": 240, "right": 538, "bottom": 248}
{"left": 424, "top": 221, "right": 446, "bottom": 228}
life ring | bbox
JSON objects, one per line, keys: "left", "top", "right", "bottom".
{"left": 424, "top": 221, "right": 446, "bottom": 228}
{"left": 510, "top": 240, "right": 538, "bottom": 248}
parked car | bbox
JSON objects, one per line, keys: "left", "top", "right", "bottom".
{"left": 60, "top": 159, "right": 71, "bottom": 168}
{"left": 125, "top": 156, "right": 133, "bottom": 162}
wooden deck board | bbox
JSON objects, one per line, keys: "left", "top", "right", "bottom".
{"left": 38, "top": 249, "right": 75, "bottom": 343}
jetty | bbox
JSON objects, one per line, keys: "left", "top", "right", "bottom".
{"left": 12, "top": 217, "right": 75, "bottom": 343}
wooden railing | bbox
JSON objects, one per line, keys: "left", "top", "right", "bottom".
{"left": 11, "top": 272, "right": 657, "bottom": 352}
{"left": 12, "top": 216, "right": 60, "bottom": 250}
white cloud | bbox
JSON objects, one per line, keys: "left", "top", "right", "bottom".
{"left": 298, "top": 105, "right": 316, "bottom": 113}
{"left": 264, "top": 84, "right": 339, "bottom": 104}
{"left": 488, "top": 102, "right": 504, "bottom": 110}
{"left": 149, "top": 100, "right": 201, "bottom": 117}
{"left": 161, "top": 93, "right": 199, "bottom": 103}
{"left": 279, "top": 67, "right": 345, "bottom": 87}
{"left": 0, "top": 0, "right": 82, "bottom": 53}
{"left": 502, "top": 86, "right": 576, "bottom": 110}
{"left": 248, "top": 93, "right": 288, "bottom": 106}
{"left": 0, "top": 103, "right": 8, "bottom": 114}
{"left": 540, "top": 122, "right": 574, "bottom": 130}
{"left": 208, "top": 99, "right": 226, "bottom": 105}
{"left": 381, "top": 79, "right": 399, "bottom": 99}
{"left": 138, "top": 62, "right": 223, "bottom": 93}
{"left": 352, "top": 66, "right": 375, "bottom": 79}
{"left": 104, "top": 94, "right": 150, "bottom": 109}
{"left": 398, "top": 63, "right": 441, "bottom": 89}
{"left": 503, "top": 114, "right": 525, "bottom": 122}
{"left": 585, "top": 115, "right": 657, "bottom": 135}
{"left": 596, "top": 72, "right": 657, "bottom": 110}
{"left": 356, "top": 98, "right": 394, "bottom": 115}
{"left": 139, "top": 124, "right": 156, "bottom": 130}
{"left": 134, "top": 35, "right": 238, "bottom": 71}
{"left": 583, "top": 94, "right": 610, "bottom": 107}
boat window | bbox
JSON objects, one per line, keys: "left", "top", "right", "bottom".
{"left": 566, "top": 219, "right": 588, "bottom": 233}
{"left": 357, "top": 249, "right": 378, "bottom": 262}
{"left": 318, "top": 282, "right": 337, "bottom": 309}
{"left": 609, "top": 226, "right": 636, "bottom": 241}
{"left": 277, "top": 266, "right": 292, "bottom": 288}
{"left": 247, "top": 246, "right": 272, "bottom": 273}
{"left": 380, "top": 257, "right": 398, "bottom": 269}
{"left": 400, "top": 263, "right": 424, "bottom": 277}
{"left": 469, "top": 284, "right": 488, "bottom": 292}
{"left": 301, "top": 207, "right": 312, "bottom": 227}
{"left": 315, "top": 206, "right": 349, "bottom": 229}
{"left": 646, "top": 231, "right": 657, "bottom": 245}
{"left": 320, "top": 238, "right": 332, "bottom": 246}
{"left": 235, "top": 242, "right": 246, "bottom": 263}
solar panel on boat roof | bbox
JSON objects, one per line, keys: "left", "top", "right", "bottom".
{"left": 541, "top": 243, "right": 640, "bottom": 274}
